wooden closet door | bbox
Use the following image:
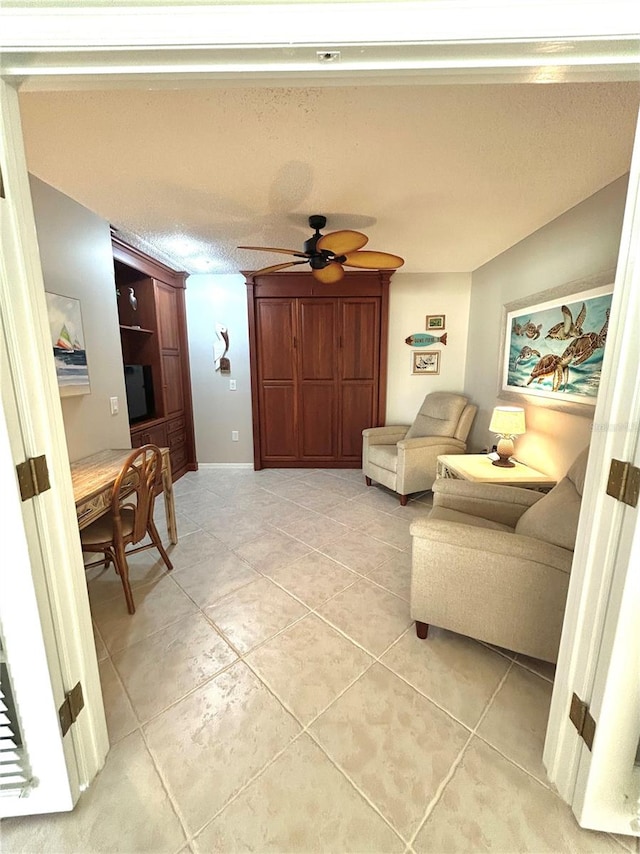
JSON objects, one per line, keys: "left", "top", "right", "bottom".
{"left": 298, "top": 299, "right": 338, "bottom": 460}
{"left": 339, "top": 298, "right": 380, "bottom": 459}
{"left": 256, "top": 299, "right": 298, "bottom": 461}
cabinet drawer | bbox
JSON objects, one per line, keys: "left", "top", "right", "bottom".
{"left": 168, "top": 430, "right": 186, "bottom": 452}
{"left": 171, "top": 444, "right": 188, "bottom": 472}
{"left": 167, "top": 414, "right": 186, "bottom": 435}
{"left": 131, "top": 422, "right": 168, "bottom": 448}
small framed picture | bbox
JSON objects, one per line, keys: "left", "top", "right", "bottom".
{"left": 412, "top": 350, "right": 440, "bottom": 375}
{"left": 426, "top": 314, "right": 446, "bottom": 330}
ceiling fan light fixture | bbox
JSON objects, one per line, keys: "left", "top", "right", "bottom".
{"left": 238, "top": 214, "right": 404, "bottom": 282}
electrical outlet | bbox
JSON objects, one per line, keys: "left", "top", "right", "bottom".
{"left": 231, "top": 431, "right": 239, "bottom": 441}
{"left": 110, "top": 396, "right": 119, "bottom": 416}
{"left": 229, "top": 379, "right": 237, "bottom": 390}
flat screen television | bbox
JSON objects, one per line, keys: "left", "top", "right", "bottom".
{"left": 123, "top": 364, "right": 154, "bottom": 424}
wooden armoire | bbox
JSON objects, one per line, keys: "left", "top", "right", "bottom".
{"left": 246, "top": 270, "right": 392, "bottom": 469}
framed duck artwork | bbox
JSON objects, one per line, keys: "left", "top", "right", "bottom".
{"left": 501, "top": 281, "right": 613, "bottom": 409}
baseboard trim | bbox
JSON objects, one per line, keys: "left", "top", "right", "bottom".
{"left": 196, "top": 462, "right": 254, "bottom": 469}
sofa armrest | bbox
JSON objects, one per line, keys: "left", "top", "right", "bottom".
{"left": 432, "top": 478, "right": 544, "bottom": 527}
{"left": 410, "top": 518, "right": 572, "bottom": 574}
{"left": 362, "top": 425, "right": 409, "bottom": 445}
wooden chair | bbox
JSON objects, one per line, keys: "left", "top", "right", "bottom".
{"left": 81, "top": 444, "right": 173, "bottom": 614}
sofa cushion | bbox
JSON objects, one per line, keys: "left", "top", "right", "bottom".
{"left": 430, "top": 506, "right": 514, "bottom": 533}
{"left": 515, "top": 476, "right": 582, "bottom": 551}
{"left": 405, "top": 392, "right": 468, "bottom": 440}
{"left": 367, "top": 444, "right": 398, "bottom": 473}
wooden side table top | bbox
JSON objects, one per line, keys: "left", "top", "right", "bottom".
{"left": 437, "top": 453, "right": 556, "bottom": 487}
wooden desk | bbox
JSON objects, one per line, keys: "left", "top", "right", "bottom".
{"left": 436, "top": 454, "right": 556, "bottom": 491}
{"left": 70, "top": 448, "right": 177, "bottom": 544}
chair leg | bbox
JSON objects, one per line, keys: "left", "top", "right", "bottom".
{"left": 399, "top": 494, "right": 408, "bottom": 506}
{"left": 365, "top": 476, "right": 372, "bottom": 486}
{"left": 148, "top": 518, "right": 173, "bottom": 571}
{"left": 113, "top": 540, "right": 136, "bottom": 615}
{"left": 416, "top": 621, "right": 429, "bottom": 639}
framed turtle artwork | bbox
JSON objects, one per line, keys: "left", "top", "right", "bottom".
{"left": 500, "top": 281, "right": 613, "bottom": 409}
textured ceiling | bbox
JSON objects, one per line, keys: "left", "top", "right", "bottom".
{"left": 19, "top": 82, "right": 639, "bottom": 274}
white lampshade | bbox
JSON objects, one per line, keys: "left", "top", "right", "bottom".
{"left": 489, "top": 406, "right": 526, "bottom": 437}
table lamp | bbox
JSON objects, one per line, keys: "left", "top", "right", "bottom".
{"left": 489, "top": 406, "right": 526, "bottom": 467}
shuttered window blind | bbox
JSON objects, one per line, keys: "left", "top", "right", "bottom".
{"left": 0, "top": 640, "right": 33, "bottom": 798}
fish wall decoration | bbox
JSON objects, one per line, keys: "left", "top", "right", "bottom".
{"left": 405, "top": 332, "right": 447, "bottom": 347}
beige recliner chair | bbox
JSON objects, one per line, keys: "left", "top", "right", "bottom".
{"left": 409, "top": 447, "right": 589, "bottom": 663}
{"left": 362, "top": 392, "right": 477, "bottom": 505}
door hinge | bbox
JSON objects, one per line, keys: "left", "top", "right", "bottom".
{"left": 606, "top": 459, "right": 640, "bottom": 508}
{"left": 59, "top": 682, "right": 85, "bottom": 737}
{"left": 569, "top": 692, "right": 596, "bottom": 751}
{"left": 16, "top": 455, "right": 51, "bottom": 501}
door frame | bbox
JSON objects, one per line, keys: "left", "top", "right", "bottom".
{"left": 1, "top": 0, "right": 639, "bottom": 828}
{"left": 0, "top": 79, "right": 108, "bottom": 816}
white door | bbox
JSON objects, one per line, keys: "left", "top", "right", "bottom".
{"left": 543, "top": 105, "right": 640, "bottom": 836}
{"left": 0, "top": 77, "right": 108, "bottom": 818}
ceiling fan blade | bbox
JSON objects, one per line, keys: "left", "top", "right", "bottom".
{"left": 343, "top": 250, "right": 404, "bottom": 270}
{"left": 312, "top": 263, "right": 344, "bottom": 284}
{"left": 238, "top": 245, "right": 310, "bottom": 258}
{"left": 250, "top": 261, "right": 308, "bottom": 276}
{"left": 316, "top": 230, "right": 368, "bottom": 255}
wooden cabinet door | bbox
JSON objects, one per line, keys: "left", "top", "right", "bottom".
{"left": 162, "top": 352, "right": 184, "bottom": 416}
{"left": 298, "top": 299, "right": 337, "bottom": 460}
{"left": 248, "top": 274, "right": 390, "bottom": 469}
{"left": 339, "top": 298, "right": 380, "bottom": 459}
{"left": 256, "top": 299, "right": 298, "bottom": 461}
{"left": 154, "top": 281, "right": 180, "bottom": 350}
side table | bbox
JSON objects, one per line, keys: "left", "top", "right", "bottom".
{"left": 436, "top": 454, "right": 556, "bottom": 491}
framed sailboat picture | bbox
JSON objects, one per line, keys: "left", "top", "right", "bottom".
{"left": 45, "top": 292, "right": 91, "bottom": 397}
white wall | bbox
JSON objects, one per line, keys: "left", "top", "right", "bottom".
{"left": 29, "top": 176, "right": 130, "bottom": 462}
{"left": 185, "top": 273, "right": 253, "bottom": 464}
{"left": 386, "top": 272, "right": 472, "bottom": 425}
{"left": 465, "top": 175, "right": 629, "bottom": 479}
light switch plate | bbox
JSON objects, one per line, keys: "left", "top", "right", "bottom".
{"left": 229, "top": 379, "right": 237, "bottom": 390}
{"left": 110, "top": 396, "right": 119, "bottom": 415}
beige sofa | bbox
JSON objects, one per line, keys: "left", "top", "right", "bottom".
{"left": 362, "top": 392, "right": 477, "bottom": 505}
{"left": 409, "top": 447, "right": 589, "bottom": 663}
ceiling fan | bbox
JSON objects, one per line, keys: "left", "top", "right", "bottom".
{"left": 238, "top": 214, "right": 404, "bottom": 283}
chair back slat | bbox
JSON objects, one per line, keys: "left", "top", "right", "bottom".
{"left": 111, "top": 445, "right": 162, "bottom": 544}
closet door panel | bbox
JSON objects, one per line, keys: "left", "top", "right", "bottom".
{"left": 299, "top": 300, "right": 336, "bottom": 380}
{"left": 299, "top": 383, "right": 335, "bottom": 459}
{"left": 256, "top": 300, "right": 296, "bottom": 381}
{"left": 340, "top": 383, "right": 375, "bottom": 459}
{"left": 340, "top": 299, "right": 379, "bottom": 381}
{"left": 260, "top": 385, "right": 298, "bottom": 459}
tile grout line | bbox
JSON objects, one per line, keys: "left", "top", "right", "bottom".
{"left": 406, "top": 658, "right": 516, "bottom": 849}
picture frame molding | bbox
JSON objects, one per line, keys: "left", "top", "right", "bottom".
{"left": 497, "top": 269, "right": 615, "bottom": 415}
{"left": 425, "top": 314, "right": 446, "bottom": 330}
{"left": 45, "top": 291, "right": 91, "bottom": 397}
{"left": 412, "top": 349, "right": 441, "bottom": 375}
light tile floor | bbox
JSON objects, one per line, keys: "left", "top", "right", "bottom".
{"left": 3, "top": 467, "right": 639, "bottom": 854}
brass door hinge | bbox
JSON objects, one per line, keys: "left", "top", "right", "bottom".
{"left": 606, "top": 459, "right": 640, "bottom": 508}
{"left": 16, "top": 455, "right": 51, "bottom": 501}
{"left": 59, "top": 682, "right": 85, "bottom": 737}
{"left": 569, "top": 692, "right": 596, "bottom": 751}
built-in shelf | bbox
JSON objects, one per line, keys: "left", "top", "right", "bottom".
{"left": 119, "top": 324, "right": 154, "bottom": 334}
